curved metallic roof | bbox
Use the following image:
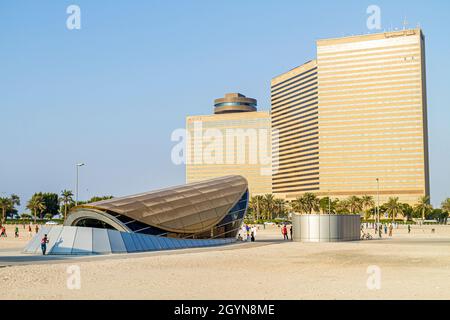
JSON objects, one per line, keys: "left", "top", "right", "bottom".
{"left": 68, "top": 175, "right": 248, "bottom": 234}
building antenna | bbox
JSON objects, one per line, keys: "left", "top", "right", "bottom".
{"left": 403, "top": 17, "right": 409, "bottom": 30}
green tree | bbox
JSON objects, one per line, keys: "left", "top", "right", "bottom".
{"left": 335, "top": 199, "right": 349, "bottom": 214}
{"left": 319, "top": 197, "right": 330, "bottom": 214}
{"left": 401, "top": 203, "right": 414, "bottom": 221}
{"left": 273, "top": 198, "right": 286, "bottom": 219}
{"left": 0, "top": 197, "right": 13, "bottom": 224}
{"left": 384, "top": 197, "right": 403, "bottom": 222}
{"left": 346, "top": 196, "right": 363, "bottom": 214}
{"left": 441, "top": 198, "right": 450, "bottom": 213}
{"left": 360, "top": 195, "right": 375, "bottom": 219}
{"left": 262, "top": 194, "right": 275, "bottom": 220}
{"left": 291, "top": 193, "right": 319, "bottom": 215}
{"left": 42, "top": 193, "right": 60, "bottom": 217}
{"left": 414, "top": 196, "right": 432, "bottom": 220}
{"left": 26, "top": 194, "right": 46, "bottom": 224}
{"left": 60, "top": 190, "right": 74, "bottom": 221}
{"left": 87, "top": 196, "right": 114, "bottom": 203}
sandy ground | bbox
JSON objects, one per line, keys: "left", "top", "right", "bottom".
{"left": 0, "top": 224, "right": 38, "bottom": 249}
{"left": 0, "top": 224, "right": 450, "bottom": 299}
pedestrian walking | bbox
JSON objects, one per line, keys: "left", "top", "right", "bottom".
{"left": 15, "top": 225, "right": 19, "bottom": 238}
{"left": 41, "top": 234, "right": 49, "bottom": 255}
{"left": 1, "top": 226, "right": 6, "bottom": 237}
{"left": 384, "top": 224, "right": 387, "bottom": 234}
{"left": 389, "top": 224, "right": 393, "bottom": 237}
{"left": 282, "top": 225, "right": 288, "bottom": 240}
{"left": 35, "top": 224, "right": 39, "bottom": 234}
{"left": 289, "top": 225, "right": 293, "bottom": 241}
{"left": 408, "top": 224, "right": 411, "bottom": 234}
{"left": 28, "top": 224, "right": 32, "bottom": 237}
{"left": 251, "top": 225, "right": 257, "bottom": 241}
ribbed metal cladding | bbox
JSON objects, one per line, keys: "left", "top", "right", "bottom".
{"left": 292, "top": 214, "right": 360, "bottom": 242}
{"left": 68, "top": 175, "right": 248, "bottom": 235}
{"left": 271, "top": 60, "right": 320, "bottom": 199}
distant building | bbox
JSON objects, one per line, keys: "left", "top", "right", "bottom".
{"left": 271, "top": 60, "right": 319, "bottom": 197}
{"left": 271, "top": 29, "right": 429, "bottom": 205}
{"left": 186, "top": 93, "right": 272, "bottom": 195}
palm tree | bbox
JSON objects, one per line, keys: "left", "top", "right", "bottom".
{"left": 10, "top": 194, "right": 20, "bottom": 208}
{"left": 273, "top": 198, "right": 286, "bottom": 219}
{"left": 319, "top": 197, "right": 330, "bottom": 214}
{"left": 335, "top": 199, "right": 349, "bottom": 214}
{"left": 254, "top": 195, "right": 264, "bottom": 220}
{"left": 384, "top": 197, "right": 403, "bottom": 222}
{"left": 414, "top": 195, "right": 432, "bottom": 220}
{"left": 0, "top": 197, "right": 13, "bottom": 224}
{"left": 361, "top": 195, "right": 375, "bottom": 219}
{"left": 401, "top": 203, "right": 414, "bottom": 221}
{"left": 262, "top": 194, "right": 275, "bottom": 220}
{"left": 441, "top": 198, "right": 450, "bottom": 213}
{"left": 292, "top": 193, "right": 319, "bottom": 215}
{"left": 347, "top": 196, "right": 363, "bottom": 214}
{"left": 60, "top": 189, "right": 74, "bottom": 221}
{"left": 27, "top": 194, "right": 46, "bottom": 224}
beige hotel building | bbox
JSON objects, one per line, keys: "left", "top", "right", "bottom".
{"left": 272, "top": 28, "right": 429, "bottom": 205}
{"left": 186, "top": 93, "right": 272, "bottom": 195}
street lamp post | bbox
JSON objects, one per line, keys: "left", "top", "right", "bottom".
{"left": 376, "top": 178, "right": 380, "bottom": 224}
{"left": 76, "top": 163, "right": 85, "bottom": 206}
{"left": 328, "top": 190, "right": 331, "bottom": 214}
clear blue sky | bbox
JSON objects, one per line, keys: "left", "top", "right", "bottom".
{"left": 1, "top": 0, "right": 449, "bottom": 211}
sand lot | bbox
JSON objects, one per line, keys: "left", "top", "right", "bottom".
{"left": 0, "top": 223, "right": 449, "bottom": 299}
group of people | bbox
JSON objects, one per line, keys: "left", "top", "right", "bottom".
{"left": 0, "top": 223, "right": 41, "bottom": 238}
{"left": 361, "top": 222, "right": 409, "bottom": 238}
{"left": 238, "top": 224, "right": 258, "bottom": 242}
{"left": 238, "top": 223, "right": 294, "bottom": 242}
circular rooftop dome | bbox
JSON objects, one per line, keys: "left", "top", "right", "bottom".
{"left": 214, "top": 93, "right": 257, "bottom": 114}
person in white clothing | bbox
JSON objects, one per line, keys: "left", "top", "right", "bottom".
{"left": 241, "top": 225, "right": 247, "bottom": 241}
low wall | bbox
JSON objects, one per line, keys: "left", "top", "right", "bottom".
{"left": 23, "top": 226, "right": 236, "bottom": 255}
{"left": 292, "top": 214, "right": 361, "bottom": 242}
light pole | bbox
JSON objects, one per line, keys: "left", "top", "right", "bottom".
{"left": 76, "top": 163, "right": 85, "bottom": 206}
{"left": 376, "top": 178, "right": 380, "bottom": 224}
{"left": 328, "top": 190, "right": 331, "bottom": 214}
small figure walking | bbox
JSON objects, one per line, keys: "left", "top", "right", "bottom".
{"left": 388, "top": 224, "right": 393, "bottom": 237}
{"left": 251, "top": 225, "right": 257, "bottom": 242}
{"left": 378, "top": 226, "right": 382, "bottom": 238}
{"left": 408, "top": 224, "right": 411, "bottom": 234}
{"left": 14, "top": 225, "right": 19, "bottom": 238}
{"left": 28, "top": 224, "right": 32, "bottom": 237}
{"left": 41, "top": 234, "right": 49, "bottom": 255}
{"left": 35, "top": 224, "right": 39, "bottom": 234}
{"left": 384, "top": 224, "right": 388, "bottom": 234}
{"left": 289, "top": 225, "right": 293, "bottom": 241}
{"left": 282, "top": 225, "right": 288, "bottom": 240}
{"left": 1, "top": 226, "right": 6, "bottom": 237}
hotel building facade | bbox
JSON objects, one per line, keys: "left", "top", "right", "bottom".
{"left": 186, "top": 93, "right": 272, "bottom": 195}
{"left": 272, "top": 29, "right": 429, "bottom": 205}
